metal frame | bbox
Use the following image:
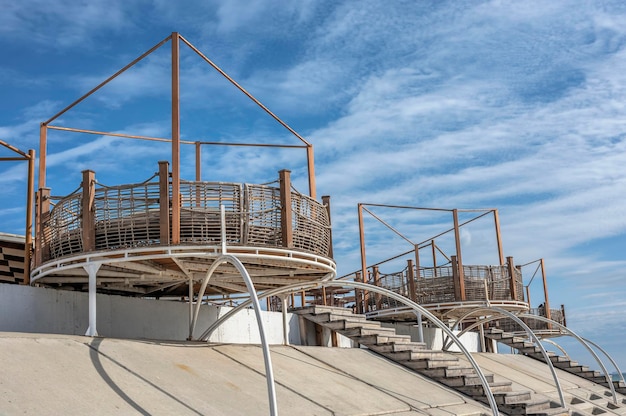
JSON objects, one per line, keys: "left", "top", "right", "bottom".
{"left": 195, "top": 280, "right": 500, "bottom": 416}
{"left": 0, "top": 140, "right": 35, "bottom": 284}
{"left": 445, "top": 310, "right": 620, "bottom": 404}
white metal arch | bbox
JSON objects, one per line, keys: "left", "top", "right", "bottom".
{"left": 197, "top": 280, "right": 501, "bottom": 416}
{"left": 191, "top": 254, "right": 278, "bottom": 416}
{"left": 445, "top": 310, "right": 619, "bottom": 404}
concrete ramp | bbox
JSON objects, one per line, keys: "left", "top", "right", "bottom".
{"left": 0, "top": 333, "right": 490, "bottom": 415}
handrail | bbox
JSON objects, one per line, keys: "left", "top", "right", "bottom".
{"left": 196, "top": 280, "right": 500, "bottom": 416}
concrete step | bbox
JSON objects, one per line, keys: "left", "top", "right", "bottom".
{"left": 301, "top": 312, "right": 368, "bottom": 324}
{"left": 457, "top": 381, "right": 513, "bottom": 396}
{"left": 323, "top": 319, "right": 382, "bottom": 331}
{"left": 355, "top": 334, "right": 411, "bottom": 345}
{"left": 402, "top": 357, "right": 460, "bottom": 370}
{"left": 296, "top": 305, "right": 359, "bottom": 317}
{"left": 382, "top": 350, "right": 447, "bottom": 362}
{"left": 341, "top": 326, "right": 397, "bottom": 338}
{"left": 368, "top": 341, "right": 427, "bottom": 353}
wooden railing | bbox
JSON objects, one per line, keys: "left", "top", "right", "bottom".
{"left": 35, "top": 167, "right": 332, "bottom": 266}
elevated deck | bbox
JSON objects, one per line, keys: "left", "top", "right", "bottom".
{"left": 32, "top": 169, "right": 335, "bottom": 296}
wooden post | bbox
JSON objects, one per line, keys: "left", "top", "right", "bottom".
{"left": 34, "top": 188, "right": 51, "bottom": 267}
{"left": 306, "top": 145, "right": 316, "bottom": 199}
{"left": 321, "top": 195, "right": 333, "bottom": 258}
{"left": 431, "top": 240, "right": 437, "bottom": 277}
{"left": 23, "top": 149, "right": 35, "bottom": 284}
{"left": 38, "top": 124, "right": 47, "bottom": 189}
{"left": 81, "top": 170, "right": 96, "bottom": 252}
{"left": 195, "top": 142, "right": 201, "bottom": 207}
{"left": 507, "top": 256, "right": 518, "bottom": 301}
{"left": 540, "top": 259, "right": 551, "bottom": 320}
{"left": 560, "top": 304, "right": 566, "bottom": 327}
{"left": 355, "top": 271, "right": 362, "bottom": 314}
{"left": 159, "top": 161, "right": 170, "bottom": 245}
{"left": 279, "top": 169, "right": 293, "bottom": 248}
{"left": 373, "top": 266, "right": 381, "bottom": 311}
{"left": 407, "top": 259, "right": 417, "bottom": 302}
{"left": 493, "top": 209, "right": 505, "bottom": 265}
{"left": 452, "top": 209, "right": 465, "bottom": 298}
{"left": 171, "top": 32, "right": 181, "bottom": 244}
{"left": 452, "top": 255, "right": 465, "bottom": 301}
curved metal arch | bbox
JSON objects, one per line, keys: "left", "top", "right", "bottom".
{"left": 189, "top": 257, "right": 229, "bottom": 339}
{"left": 438, "top": 307, "right": 566, "bottom": 407}
{"left": 191, "top": 254, "right": 278, "bottom": 416}
{"left": 447, "top": 311, "right": 619, "bottom": 405}
{"left": 490, "top": 307, "right": 565, "bottom": 407}
{"left": 541, "top": 339, "right": 570, "bottom": 360}
{"left": 519, "top": 314, "right": 618, "bottom": 404}
{"left": 581, "top": 337, "right": 625, "bottom": 385}
{"left": 199, "top": 279, "right": 500, "bottom": 416}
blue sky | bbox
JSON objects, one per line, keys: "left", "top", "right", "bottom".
{"left": 1, "top": 1, "right": 626, "bottom": 371}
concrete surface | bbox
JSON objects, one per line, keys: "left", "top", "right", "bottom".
{"left": 0, "top": 332, "right": 491, "bottom": 416}
{"left": 0, "top": 284, "right": 299, "bottom": 343}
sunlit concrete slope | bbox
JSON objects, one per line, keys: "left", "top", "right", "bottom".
{"left": 0, "top": 333, "right": 490, "bottom": 416}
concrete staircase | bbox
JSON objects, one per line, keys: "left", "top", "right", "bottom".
{"left": 296, "top": 306, "right": 570, "bottom": 416}
{"left": 484, "top": 328, "right": 626, "bottom": 396}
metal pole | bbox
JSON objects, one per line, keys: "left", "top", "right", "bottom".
{"left": 493, "top": 209, "right": 505, "bottom": 265}
{"left": 84, "top": 263, "right": 101, "bottom": 336}
{"left": 306, "top": 145, "right": 316, "bottom": 199}
{"left": 358, "top": 204, "right": 368, "bottom": 312}
{"left": 38, "top": 124, "right": 47, "bottom": 189}
{"left": 540, "top": 259, "right": 552, "bottom": 322}
{"left": 282, "top": 295, "right": 289, "bottom": 346}
{"left": 24, "top": 149, "right": 35, "bottom": 284}
{"left": 452, "top": 209, "right": 465, "bottom": 300}
{"left": 171, "top": 32, "right": 181, "bottom": 244}
{"left": 415, "top": 311, "right": 424, "bottom": 343}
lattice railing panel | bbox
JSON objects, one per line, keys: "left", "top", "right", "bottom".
{"left": 246, "top": 184, "right": 281, "bottom": 247}
{"left": 180, "top": 181, "right": 244, "bottom": 244}
{"left": 291, "top": 192, "right": 331, "bottom": 256}
{"left": 47, "top": 193, "right": 83, "bottom": 259}
{"left": 94, "top": 183, "right": 161, "bottom": 250}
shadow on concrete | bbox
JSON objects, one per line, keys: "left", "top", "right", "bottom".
{"left": 86, "top": 337, "right": 204, "bottom": 415}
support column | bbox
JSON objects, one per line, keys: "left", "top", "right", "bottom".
{"left": 355, "top": 271, "right": 363, "bottom": 314}
{"left": 171, "top": 32, "right": 181, "bottom": 244}
{"left": 358, "top": 203, "right": 368, "bottom": 312}
{"left": 188, "top": 275, "right": 194, "bottom": 340}
{"left": 321, "top": 195, "right": 333, "bottom": 258}
{"left": 38, "top": 124, "right": 47, "bottom": 189}
{"left": 81, "top": 170, "right": 96, "bottom": 252}
{"left": 407, "top": 259, "right": 417, "bottom": 302}
{"left": 373, "top": 266, "right": 381, "bottom": 311}
{"left": 84, "top": 263, "right": 101, "bottom": 337}
{"left": 281, "top": 295, "right": 289, "bottom": 346}
{"left": 452, "top": 209, "right": 465, "bottom": 300}
{"left": 507, "top": 256, "right": 518, "bottom": 301}
{"left": 415, "top": 311, "right": 424, "bottom": 343}
{"left": 279, "top": 170, "right": 293, "bottom": 248}
{"left": 306, "top": 145, "right": 316, "bottom": 199}
{"left": 540, "top": 259, "right": 552, "bottom": 321}
{"left": 34, "top": 188, "right": 51, "bottom": 267}
{"left": 452, "top": 255, "right": 465, "bottom": 301}
{"left": 23, "top": 149, "right": 35, "bottom": 284}
{"left": 493, "top": 209, "right": 505, "bottom": 265}
{"left": 158, "top": 161, "right": 170, "bottom": 245}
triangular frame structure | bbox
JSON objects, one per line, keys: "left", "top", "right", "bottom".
{"left": 39, "top": 32, "right": 317, "bottom": 245}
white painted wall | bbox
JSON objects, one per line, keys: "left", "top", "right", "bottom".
{"left": 383, "top": 322, "right": 482, "bottom": 352}
{"left": 0, "top": 284, "right": 300, "bottom": 344}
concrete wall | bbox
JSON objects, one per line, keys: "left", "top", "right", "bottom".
{"left": 0, "top": 284, "right": 300, "bottom": 344}
{"left": 383, "top": 322, "right": 482, "bottom": 352}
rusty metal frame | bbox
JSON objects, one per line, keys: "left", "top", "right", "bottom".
{"left": 0, "top": 140, "right": 35, "bottom": 284}
{"left": 36, "top": 32, "right": 319, "bottom": 275}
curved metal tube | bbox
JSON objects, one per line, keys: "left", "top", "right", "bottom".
{"left": 490, "top": 307, "right": 565, "bottom": 408}
{"left": 520, "top": 314, "right": 618, "bottom": 404}
{"left": 199, "top": 280, "right": 500, "bottom": 416}
{"left": 189, "top": 257, "right": 229, "bottom": 339}
{"left": 541, "top": 339, "right": 570, "bottom": 360}
{"left": 439, "top": 308, "right": 567, "bottom": 407}
{"left": 193, "top": 255, "right": 278, "bottom": 416}
{"left": 198, "top": 274, "right": 334, "bottom": 341}
{"left": 582, "top": 337, "right": 625, "bottom": 385}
